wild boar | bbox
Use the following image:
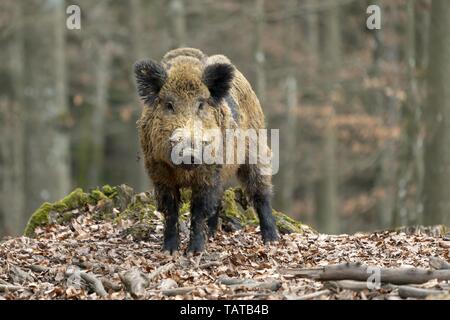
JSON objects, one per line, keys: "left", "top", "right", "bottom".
{"left": 135, "top": 47, "right": 279, "bottom": 254}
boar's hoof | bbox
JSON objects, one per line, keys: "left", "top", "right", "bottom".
{"left": 162, "top": 238, "right": 179, "bottom": 255}
{"left": 262, "top": 230, "right": 280, "bottom": 244}
{"left": 187, "top": 238, "right": 206, "bottom": 254}
{"left": 162, "top": 249, "right": 179, "bottom": 257}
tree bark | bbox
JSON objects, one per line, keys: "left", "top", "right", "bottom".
{"left": 280, "top": 262, "right": 450, "bottom": 285}
{"left": 169, "top": 0, "right": 186, "bottom": 48}
{"left": 0, "top": 2, "right": 26, "bottom": 236}
{"left": 130, "top": 0, "right": 150, "bottom": 193}
{"left": 393, "top": 0, "right": 424, "bottom": 227}
{"left": 423, "top": 0, "right": 450, "bottom": 226}
{"left": 253, "top": 0, "right": 266, "bottom": 106}
{"left": 315, "top": 2, "right": 341, "bottom": 234}
{"left": 24, "top": 0, "right": 71, "bottom": 216}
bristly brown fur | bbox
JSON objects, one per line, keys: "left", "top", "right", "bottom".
{"left": 134, "top": 48, "right": 279, "bottom": 253}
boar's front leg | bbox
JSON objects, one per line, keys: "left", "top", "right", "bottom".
{"left": 188, "top": 183, "right": 222, "bottom": 253}
{"left": 155, "top": 183, "right": 181, "bottom": 254}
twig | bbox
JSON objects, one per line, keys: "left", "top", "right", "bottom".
{"left": 0, "top": 284, "right": 23, "bottom": 292}
{"left": 80, "top": 272, "right": 107, "bottom": 297}
{"left": 228, "top": 292, "right": 271, "bottom": 298}
{"left": 397, "top": 285, "right": 445, "bottom": 299}
{"left": 161, "top": 286, "right": 195, "bottom": 296}
{"left": 147, "top": 262, "right": 175, "bottom": 282}
{"left": 28, "top": 265, "right": 49, "bottom": 273}
{"left": 119, "top": 269, "right": 149, "bottom": 298}
{"left": 101, "top": 278, "right": 122, "bottom": 292}
{"left": 198, "top": 261, "right": 222, "bottom": 269}
{"left": 326, "top": 280, "right": 372, "bottom": 291}
{"left": 280, "top": 262, "right": 450, "bottom": 285}
{"left": 293, "top": 289, "right": 331, "bottom": 300}
{"left": 218, "top": 277, "right": 282, "bottom": 291}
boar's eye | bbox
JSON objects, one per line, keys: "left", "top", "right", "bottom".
{"left": 165, "top": 101, "right": 175, "bottom": 113}
{"left": 197, "top": 100, "right": 206, "bottom": 111}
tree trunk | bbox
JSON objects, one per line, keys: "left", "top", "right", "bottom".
{"left": 169, "top": 0, "right": 186, "bottom": 48}
{"left": 279, "top": 0, "right": 298, "bottom": 216}
{"left": 90, "top": 46, "right": 111, "bottom": 186}
{"left": 129, "top": 0, "right": 150, "bottom": 193}
{"left": 24, "top": 0, "right": 71, "bottom": 216}
{"left": 0, "top": 2, "right": 26, "bottom": 236}
{"left": 315, "top": 113, "right": 338, "bottom": 234}
{"left": 315, "top": 2, "right": 340, "bottom": 234}
{"left": 375, "top": 3, "right": 400, "bottom": 229}
{"left": 393, "top": 0, "right": 423, "bottom": 227}
{"left": 253, "top": 0, "right": 266, "bottom": 106}
{"left": 423, "top": 0, "right": 450, "bottom": 226}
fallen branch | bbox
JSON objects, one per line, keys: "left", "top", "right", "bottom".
{"left": 293, "top": 289, "right": 331, "bottom": 300}
{"left": 9, "top": 265, "right": 34, "bottom": 284}
{"left": 325, "top": 279, "right": 447, "bottom": 299}
{"left": 28, "top": 265, "right": 49, "bottom": 273}
{"left": 80, "top": 272, "right": 107, "bottom": 297}
{"left": 326, "top": 280, "right": 371, "bottom": 291}
{"left": 161, "top": 286, "right": 195, "bottom": 296}
{"left": 101, "top": 278, "right": 122, "bottom": 292}
{"left": 147, "top": 263, "right": 175, "bottom": 282}
{"left": 218, "top": 277, "right": 282, "bottom": 291}
{"left": 429, "top": 257, "right": 450, "bottom": 270}
{"left": 198, "top": 261, "right": 222, "bottom": 269}
{"left": 0, "top": 284, "right": 23, "bottom": 292}
{"left": 228, "top": 292, "right": 271, "bottom": 299}
{"left": 397, "top": 285, "right": 445, "bottom": 299}
{"left": 119, "top": 269, "right": 149, "bottom": 298}
{"left": 279, "top": 262, "right": 450, "bottom": 285}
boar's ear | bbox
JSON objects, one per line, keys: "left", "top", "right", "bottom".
{"left": 202, "top": 63, "right": 234, "bottom": 105}
{"left": 134, "top": 59, "right": 167, "bottom": 105}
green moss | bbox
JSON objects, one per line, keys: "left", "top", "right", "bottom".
{"left": 180, "top": 188, "right": 192, "bottom": 203}
{"left": 101, "top": 185, "right": 117, "bottom": 198}
{"left": 24, "top": 188, "right": 90, "bottom": 237}
{"left": 54, "top": 188, "right": 90, "bottom": 212}
{"left": 220, "top": 188, "right": 251, "bottom": 231}
{"left": 24, "top": 203, "right": 53, "bottom": 237}
{"left": 24, "top": 184, "right": 310, "bottom": 238}
{"left": 273, "top": 209, "right": 309, "bottom": 234}
{"left": 116, "top": 192, "right": 156, "bottom": 223}
{"left": 123, "top": 222, "right": 155, "bottom": 241}
{"left": 89, "top": 189, "right": 109, "bottom": 202}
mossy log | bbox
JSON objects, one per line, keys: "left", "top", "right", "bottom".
{"left": 25, "top": 184, "right": 312, "bottom": 238}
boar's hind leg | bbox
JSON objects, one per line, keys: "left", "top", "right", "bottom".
{"left": 155, "top": 184, "right": 181, "bottom": 254}
{"left": 188, "top": 184, "right": 222, "bottom": 253}
{"left": 207, "top": 190, "right": 223, "bottom": 238}
{"left": 238, "top": 165, "right": 279, "bottom": 243}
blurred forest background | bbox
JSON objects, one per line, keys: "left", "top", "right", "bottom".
{"left": 1, "top": 0, "right": 450, "bottom": 238}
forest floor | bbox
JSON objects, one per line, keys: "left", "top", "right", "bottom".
{"left": 0, "top": 186, "right": 449, "bottom": 300}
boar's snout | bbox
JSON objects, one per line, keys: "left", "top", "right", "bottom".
{"left": 169, "top": 127, "right": 210, "bottom": 170}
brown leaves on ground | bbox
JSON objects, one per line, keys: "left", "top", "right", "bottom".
{"left": 0, "top": 208, "right": 449, "bottom": 300}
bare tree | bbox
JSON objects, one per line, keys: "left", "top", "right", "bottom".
{"left": 169, "top": 0, "right": 186, "bottom": 48}
{"left": 314, "top": 1, "right": 341, "bottom": 234}
{"left": 279, "top": 0, "right": 298, "bottom": 215}
{"left": 423, "top": 0, "right": 450, "bottom": 226}
{"left": 253, "top": 0, "right": 266, "bottom": 106}
{"left": 24, "top": 0, "right": 71, "bottom": 216}
{"left": 0, "top": 2, "right": 26, "bottom": 235}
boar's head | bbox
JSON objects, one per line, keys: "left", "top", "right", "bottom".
{"left": 135, "top": 56, "right": 234, "bottom": 170}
